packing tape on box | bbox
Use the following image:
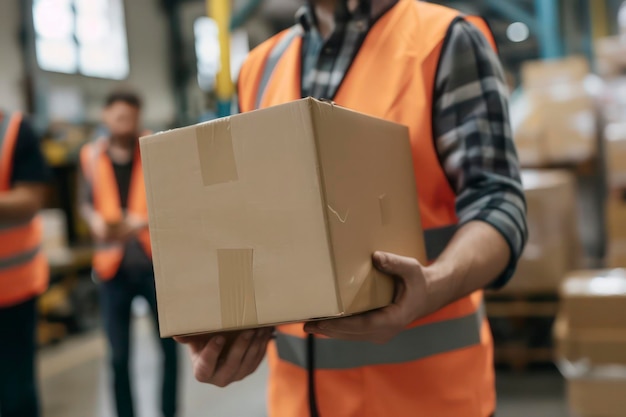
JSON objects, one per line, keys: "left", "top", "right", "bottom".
{"left": 217, "top": 249, "right": 258, "bottom": 328}
{"left": 196, "top": 119, "right": 239, "bottom": 186}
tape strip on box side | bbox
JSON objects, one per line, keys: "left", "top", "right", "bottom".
{"left": 196, "top": 119, "right": 239, "bottom": 186}
{"left": 217, "top": 249, "right": 258, "bottom": 328}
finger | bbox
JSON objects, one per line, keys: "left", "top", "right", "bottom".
{"left": 233, "top": 329, "right": 272, "bottom": 381}
{"left": 192, "top": 335, "right": 225, "bottom": 383}
{"left": 174, "top": 333, "right": 212, "bottom": 350}
{"left": 373, "top": 252, "right": 420, "bottom": 279}
{"left": 250, "top": 329, "right": 273, "bottom": 367}
{"left": 304, "top": 309, "right": 392, "bottom": 337}
{"left": 211, "top": 330, "right": 256, "bottom": 387}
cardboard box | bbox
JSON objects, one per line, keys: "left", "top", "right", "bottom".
{"left": 607, "top": 195, "right": 626, "bottom": 242}
{"left": 600, "top": 78, "right": 626, "bottom": 124}
{"left": 606, "top": 194, "right": 626, "bottom": 268}
{"left": 555, "top": 314, "right": 626, "bottom": 365}
{"left": 512, "top": 57, "right": 597, "bottom": 166}
{"left": 605, "top": 123, "right": 626, "bottom": 189}
{"left": 607, "top": 240, "right": 626, "bottom": 269}
{"left": 503, "top": 170, "right": 580, "bottom": 293}
{"left": 521, "top": 56, "right": 589, "bottom": 90}
{"left": 560, "top": 270, "right": 626, "bottom": 331}
{"left": 510, "top": 97, "right": 547, "bottom": 167}
{"left": 595, "top": 36, "right": 626, "bottom": 78}
{"left": 568, "top": 372, "right": 626, "bottom": 417}
{"left": 506, "top": 240, "right": 569, "bottom": 293}
{"left": 542, "top": 93, "right": 596, "bottom": 164}
{"left": 140, "top": 98, "right": 426, "bottom": 337}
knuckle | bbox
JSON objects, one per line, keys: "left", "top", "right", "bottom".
{"left": 193, "top": 365, "right": 210, "bottom": 383}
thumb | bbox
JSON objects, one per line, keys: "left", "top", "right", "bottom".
{"left": 373, "top": 251, "right": 421, "bottom": 279}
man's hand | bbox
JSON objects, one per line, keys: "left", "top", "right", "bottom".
{"left": 305, "top": 221, "right": 512, "bottom": 344}
{"left": 175, "top": 327, "right": 274, "bottom": 387}
{"left": 105, "top": 215, "right": 147, "bottom": 243}
{"left": 89, "top": 214, "right": 108, "bottom": 242}
{"left": 304, "top": 252, "right": 433, "bottom": 344}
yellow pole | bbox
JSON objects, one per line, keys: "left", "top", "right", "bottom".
{"left": 207, "top": 0, "right": 233, "bottom": 116}
{"left": 591, "top": 0, "right": 608, "bottom": 40}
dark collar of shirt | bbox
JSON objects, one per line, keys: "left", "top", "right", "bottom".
{"left": 296, "top": 0, "right": 398, "bottom": 30}
{"left": 296, "top": 0, "right": 400, "bottom": 99}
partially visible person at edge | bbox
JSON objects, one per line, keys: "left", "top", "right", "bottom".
{"left": 178, "top": 0, "right": 528, "bottom": 416}
{"left": 0, "top": 110, "right": 50, "bottom": 417}
{"left": 78, "top": 91, "right": 179, "bottom": 417}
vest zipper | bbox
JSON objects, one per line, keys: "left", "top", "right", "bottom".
{"left": 307, "top": 334, "right": 320, "bottom": 417}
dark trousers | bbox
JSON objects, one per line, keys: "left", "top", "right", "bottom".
{"left": 100, "top": 269, "right": 178, "bottom": 417}
{"left": 0, "top": 297, "right": 40, "bottom": 417}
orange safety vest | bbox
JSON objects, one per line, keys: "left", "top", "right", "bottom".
{"left": 238, "top": 2, "right": 497, "bottom": 417}
{"left": 0, "top": 112, "right": 49, "bottom": 307}
{"left": 79, "top": 139, "right": 151, "bottom": 280}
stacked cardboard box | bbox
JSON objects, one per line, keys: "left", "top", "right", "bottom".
{"left": 503, "top": 170, "right": 581, "bottom": 293}
{"left": 511, "top": 56, "right": 597, "bottom": 167}
{"left": 595, "top": 36, "right": 626, "bottom": 79}
{"left": 605, "top": 122, "right": 626, "bottom": 189}
{"left": 556, "top": 270, "right": 626, "bottom": 417}
{"left": 606, "top": 192, "right": 626, "bottom": 268}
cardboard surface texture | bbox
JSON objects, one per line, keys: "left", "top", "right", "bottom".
{"left": 512, "top": 57, "right": 596, "bottom": 166}
{"left": 560, "top": 269, "right": 626, "bottom": 331}
{"left": 607, "top": 194, "right": 626, "bottom": 268}
{"left": 568, "top": 373, "right": 626, "bottom": 417}
{"left": 555, "top": 314, "right": 626, "bottom": 365}
{"left": 595, "top": 36, "right": 626, "bottom": 77}
{"left": 504, "top": 170, "right": 580, "bottom": 293}
{"left": 605, "top": 123, "right": 626, "bottom": 189}
{"left": 140, "top": 98, "right": 426, "bottom": 337}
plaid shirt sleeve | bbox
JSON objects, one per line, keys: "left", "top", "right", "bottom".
{"left": 433, "top": 20, "right": 528, "bottom": 289}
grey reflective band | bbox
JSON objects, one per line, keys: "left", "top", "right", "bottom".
{"left": 276, "top": 305, "right": 484, "bottom": 370}
{"left": 0, "top": 246, "right": 41, "bottom": 271}
{"left": 95, "top": 242, "right": 122, "bottom": 250}
{"left": 0, "top": 112, "right": 11, "bottom": 154}
{"left": 255, "top": 26, "right": 302, "bottom": 110}
{"left": 424, "top": 224, "right": 458, "bottom": 261}
{"left": 0, "top": 216, "right": 36, "bottom": 232}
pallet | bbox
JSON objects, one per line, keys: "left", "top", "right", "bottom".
{"left": 486, "top": 291, "right": 559, "bottom": 371}
{"left": 485, "top": 291, "right": 559, "bottom": 318}
{"left": 494, "top": 345, "right": 554, "bottom": 372}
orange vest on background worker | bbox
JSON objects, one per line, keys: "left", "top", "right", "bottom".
{"left": 79, "top": 139, "right": 151, "bottom": 280}
{"left": 238, "top": 2, "right": 497, "bottom": 417}
{"left": 0, "top": 112, "right": 49, "bottom": 307}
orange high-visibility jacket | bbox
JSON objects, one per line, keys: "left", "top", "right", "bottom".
{"left": 0, "top": 112, "right": 49, "bottom": 307}
{"left": 79, "top": 140, "right": 151, "bottom": 280}
{"left": 238, "top": 2, "right": 498, "bottom": 416}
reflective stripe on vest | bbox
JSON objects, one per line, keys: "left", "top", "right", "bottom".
{"left": 255, "top": 26, "right": 303, "bottom": 109}
{"left": 0, "top": 114, "right": 10, "bottom": 160}
{"left": 0, "top": 216, "right": 35, "bottom": 232}
{"left": 277, "top": 304, "right": 485, "bottom": 369}
{"left": 0, "top": 245, "right": 41, "bottom": 271}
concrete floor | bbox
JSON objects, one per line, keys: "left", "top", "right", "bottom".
{"left": 39, "top": 315, "right": 570, "bottom": 417}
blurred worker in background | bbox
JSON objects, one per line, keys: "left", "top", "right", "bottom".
{"left": 79, "top": 91, "right": 178, "bottom": 417}
{"left": 180, "top": 0, "right": 528, "bottom": 416}
{"left": 0, "top": 110, "right": 50, "bottom": 417}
